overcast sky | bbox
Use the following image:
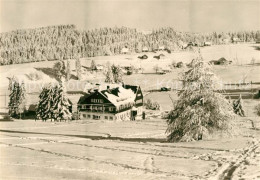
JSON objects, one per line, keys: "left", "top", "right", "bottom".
{"left": 0, "top": 0, "right": 260, "bottom": 33}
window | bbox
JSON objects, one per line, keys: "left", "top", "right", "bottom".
{"left": 81, "top": 105, "right": 86, "bottom": 109}
{"left": 109, "top": 116, "right": 113, "bottom": 120}
{"left": 109, "top": 107, "right": 114, "bottom": 112}
{"left": 93, "top": 115, "right": 100, "bottom": 120}
{"left": 83, "top": 114, "right": 87, "bottom": 118}
{"left": 87, "top": 115, "right": 91, "bottom": 118}
{"left": 105, "top": 116, "right": 108, "bottom": 120}
{"left": 91, "top": 99, "right": 104, "bottom": 103}
{"left": 136, "top": 99, "right": 143, "bottom": 104}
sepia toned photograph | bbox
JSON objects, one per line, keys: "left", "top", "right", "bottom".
{"left": 0, "top": 0, "right": 260, "bottom": 179}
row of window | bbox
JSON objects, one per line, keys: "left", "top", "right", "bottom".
{"left": 80, "top": 105, "right": 114, "bottom": 112}
{"left": 118, "top": 103, "right": 132, "bottom": 111}
{"left": 117, "top": 111, "right": 130, "bottom": 120}
{"left": 91, "top": 99, "right": 103, "bottom": 103}
{"left": 82, "top": 114, "right": 113, "bottom": 120}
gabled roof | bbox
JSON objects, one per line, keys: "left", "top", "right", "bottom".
{"left": 121, "top": 47, "right": 129, "bottom": 53}
{"left": 124, "top": 84, "right": 139, "bottom": 94}
{"left": 78, "top": 84, "right": 140, "bottom": 108}
{"left": 77, "top": 93, "right": 92, "bottom": 104}
{"left": 101, "top": 86, "right": 136, "bottom": 107}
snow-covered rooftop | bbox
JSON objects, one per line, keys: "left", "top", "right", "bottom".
{"left": 102, "top": 86, "right": 136, "bottom": 107}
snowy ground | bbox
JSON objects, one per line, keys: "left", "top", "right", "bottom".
{"left": 0, "top": 43, "right": 260, "bottom": 179}
{"left": 0, "top": 114, "right": 260, "bottom": 180}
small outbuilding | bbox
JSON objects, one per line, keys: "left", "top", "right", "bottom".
{"left": 142, "top": 47, "right": 149, "bottom": 52}
{"left": 121, "top": 47, "right": 129, "bottom": 54}
{"left": 158, "top": 46, "right": 165, "bottom": 51}
{"left": 96, "top": 64, "right": 104, "bottom": 71}
{"left": 209, "top": 57, "right": 232, "bottom": 65}
{"left": 204, "top": 42, "right": 212, "bottom": 46}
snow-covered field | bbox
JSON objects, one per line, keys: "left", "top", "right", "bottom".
{"left": 0, "top": 113, "right": 260, "bottom": 180}
{"left": 0, "top": 43, "right": 260, "bottom": 179}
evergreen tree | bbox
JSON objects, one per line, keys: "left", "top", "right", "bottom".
{"left": 75, "top": 58, "right": 82, "bottom": 80}
{"left": 52, "top": 84, "right": 72, "bottom": 121}
{"left": 8, "top": 79, "right": 19, "bottom": 117}
{"left": 36, "top": 85, "right": 54, "bottom": 121}
{"left": 166, "top": 53, "right": 234, "bottom": 142}
{"left": 37, "top": 84, "right": 72, "bottom": 121}
{"left": 111, "top": 64, "right": 123, "bottom": 83}
{"left": 90, "top": 60, "right": 97, "bottom": 71}
{"left": 8, "top": 78, "right": 26, "bottom": 118}
{"left": 66, "top": 60, "right": 71, "bottom": 81}
{"left": 8, "top": 76, "right": 16, "bottom": 91}
{"left": 17, "top": 81, "right": 26, "bottom": 119}
{"left": 233, "top": 94, "right": 245, "bottom": 116}
{"left": 53, "top": 60, "right": 66, "bottom": 81}
{"left": 105, "top": 64, "right": 114, "bottom": 83}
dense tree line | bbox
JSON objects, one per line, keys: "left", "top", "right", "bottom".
{"left": 1, "top": 25, "right": 259, "bottom": 65}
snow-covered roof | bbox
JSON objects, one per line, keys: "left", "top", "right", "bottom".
{"left": 96, "top": 64, "right": 103, "bottom": 70}
{"left": 158, "top": 46, "right": 164, "bottom": 50}
{"left": 102, "top": 86, "right": 136, "bottom": 107}
{"left": 142, "top": 47, "right": 148, "bottom": 51}
{"left": 83, "top": 82, "right": 122, "bottom": 93}
{"left": 121, "top": 48, "right": 129, "bottom": 53}
{"left": 79, "top": 83, "right": 140, "bottom": 108}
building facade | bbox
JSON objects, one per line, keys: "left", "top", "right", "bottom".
{"left": 77, "top": 84, "right": 143, "bottom": 120}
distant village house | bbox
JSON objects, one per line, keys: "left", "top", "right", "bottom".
{"left": 121, "top": 47, "right": 129, "bottom": 54}
{"left": 142, "top": 46, "right": 149, "bottom": 52}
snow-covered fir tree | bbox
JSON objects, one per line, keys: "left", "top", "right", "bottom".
{"left": 66, "top": 60, "right": 71, "bottom": 81}
{"left": 8, "top": 78, "right": 19, "bottom": 117}
{"left": 17, "top": 81, "right": 26, "bottom": 119}
{"left": 52, "top": 84, "right": 72, "bottom": 121}
{"left": 90, "top": 60, "right": 97, "bottom": 71}
{"left": 75, "top": 58, "right": 82, "bottom": 80}
{"left": 166, "top": 53, "right": 234, "bottom": 142}
{"left": 8, "top": 78, "right": 26, "bottom": 118}
{"left": 111, "top": 64, "right": 123, "bottom": 83}
{"left": 105, "top": 64, "right": 114, "bottom": 83}
{"left": 37, "top": 83, "right": 71, "bottom": 121}
{"left": 53, "top": 60, "right": 66, "bottom": 81}
{"left": 233, "top": 94, "right": 245, "bottom": 116}
{"left": 36, "top": 85, "right": 54, "bottom": 121}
